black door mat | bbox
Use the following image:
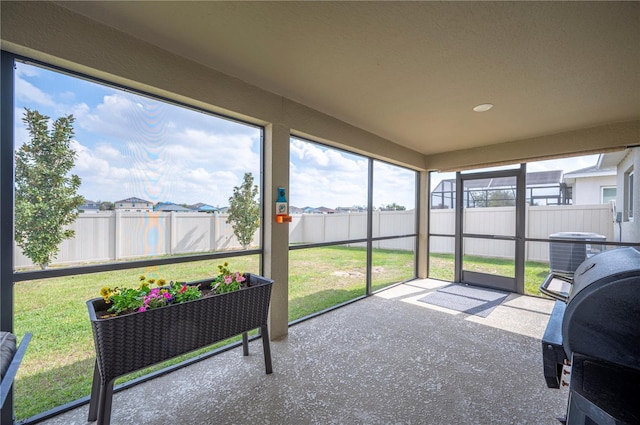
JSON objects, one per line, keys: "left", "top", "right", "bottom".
{"left": 418, "top": 283, "right": 509, "bottom": 318}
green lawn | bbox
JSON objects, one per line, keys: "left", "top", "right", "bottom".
{"left": 14, "top": 256, "right": 260, "bottom": 420}
{"left": 288, "top": 246, "right": 415, "bottom": 319}
{"left": 12, "top": 247, "right": 548, "bottom": 420}
{"left": 429, "top": 253, "right": 550, "bottom": 296}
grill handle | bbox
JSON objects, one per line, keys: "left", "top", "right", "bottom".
{"left": 539, "top": 273, "right": 572, "bottom": 302}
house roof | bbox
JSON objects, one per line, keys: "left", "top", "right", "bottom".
{"left": 597, "top": 150, "right": 631, "bottom": 169}
{"left": 525, "top": 170, "right": 563, "bottom": 186}
{"left": 302, "top": 206, "right": 336, "bottom": 214}
{"left": 433, "top": 170, "right": 563, "bottom": 192}
{"left": 154, "top": 202, "right": 191, "bottom": 212}
{"left": 80, "top": 200, "right": 99, "bottom": 209}
{"left": 563, "top": 165, "right": 616, "bottom": 179}
{"left": 336, "top": 206, "right": 366, "bottom": 212}
{"left": 188, "top": 203, "right": 219, "bottom": 212}
{"left": 114, "top": 197, "right": 151, "bottom": 204}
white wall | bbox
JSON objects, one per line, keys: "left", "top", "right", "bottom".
{"left": 616, "top": 148, "right": 640, "bottom": 243}
{"left": 573, "top": 175, "right": 617, "bottom": 204}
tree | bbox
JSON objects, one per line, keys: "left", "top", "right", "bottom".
{"left": 99, "top": 201, "right": 115, "bottom": 211}
{"left": 469, "top": 190, "right": 489, "bottom": 207}
{"left": 383, "top": 203, "right": 406, "bottom": 211}
{"left": 15, "top": 109, "right": 84, "bottom": 269}
{"left": 226, "top": 172, "right": 260, "bottom": 250}
{"left": 488, "top": 190, "right": 516, "bottom": 207}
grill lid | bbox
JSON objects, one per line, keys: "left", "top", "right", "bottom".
{"left": 561, "top": 247, "right": 640, "bottom": 370}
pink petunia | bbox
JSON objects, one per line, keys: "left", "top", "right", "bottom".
{"left": 138, "top": 306, "right": 146, "bottom": 312}
{"left": 163, "top": 292, "right": 172, "bottom": 299}
{"left": 224, "top": 275, "right": 233, "bottom": 284}
{"left": 235, "top": 272, "right": 246, "bottom": 282}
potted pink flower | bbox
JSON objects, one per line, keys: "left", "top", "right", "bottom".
{"left": 86, "top": 264, "right": 274, "bottom": 425}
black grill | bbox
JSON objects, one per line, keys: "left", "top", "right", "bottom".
{"left": 541, "top": 247, "right": 640, "bottom": 424}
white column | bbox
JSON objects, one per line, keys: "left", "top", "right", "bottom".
{"left": 263, "top": 123, "right": 290, "bottom": 340}
{"left": 418, "top": 171, "right": 429, "bottom": 278}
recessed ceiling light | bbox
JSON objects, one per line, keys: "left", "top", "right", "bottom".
{"left": 473, "top": 103, "right": 494, "bottom": 112}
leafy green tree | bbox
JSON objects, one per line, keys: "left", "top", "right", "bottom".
{"left": 15, "top": 109, "right": 84, "bottom": 269}
{"left": 469, "top": 190, "right": 489, "bottom": 207}
{"left": 99, "top": 201, "right": 115, "bottom": 211}
{"left": 488, "top": 190, "right": 516, "bottom": 207}
{"left": 226, "top": 172, "right": 260, "bottom": 250}
{"left": 383, "top": 203, "right": 406, "bottom": 211}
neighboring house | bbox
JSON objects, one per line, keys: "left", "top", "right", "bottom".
{"left": 431, "top": 170, "right": 569, "bottom": 208}
{"left": 562, "top": 165, "right": 617, "bottom": 205}
{"left": 114, "top": 197, "right": 153, "bottom": 212}
{"left": 598, "top": 148, "right": 639, "bottom": 243}
{"left": 303, "top": 206, "right": 336, "bottom": 214}
{"left": 188, "top": 203, "right": 219, "bottom": 213}
{"left": 79, "top": 199, "right": 100, "bottom": 213}
{"left": 154, "top": 202, "right": 192, "bottom": 212}
{"left": 336, "top": 206, "right": 366, "bottom": 213}
{"left": 289, "top": 206, "right": 305, "bottom": 214}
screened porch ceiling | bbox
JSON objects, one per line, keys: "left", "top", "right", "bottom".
{"left": 54, "top": 1, "right": 640, "bottom": 166}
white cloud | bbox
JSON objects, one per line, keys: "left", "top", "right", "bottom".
{"left": 290, "top": 138, "right": 421, "bottom": 209}
{"left": 15, "top": 71, "right": 56, "bottom": 107}
{"left": 290, "top": 139, "right": 360, "bottom": 172}
{"left": 95, "top": 143, "right": 125, "bottom": 161}
{"left": 290, "top": 140, "right": 371, "bottom": 208}
{"left": 13, "top": 107, "right": 29, "bottom": 149}
{"left": 373, "top": 162, "right": 417, "bottom": 209}
{"left": 12, "top": 63, "right": 258, "bottom": 205}
{"left": 56, "top": 89, "right": 263, "bottom": 205}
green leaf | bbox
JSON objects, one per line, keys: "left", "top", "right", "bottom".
{"left": 15, "top": 108, "right": 85, "bottom": 269}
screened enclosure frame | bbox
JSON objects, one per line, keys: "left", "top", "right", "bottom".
{"left": 2, "top": 48, "right": 267, "bottom": 321}
{"left": 427, "top": 163, "right": 640, "bottom": 293}
{"left": 288, "top": 136, "right": 421, "bottom": 297}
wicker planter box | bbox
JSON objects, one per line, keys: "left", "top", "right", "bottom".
{"left": 86, "top": 273, "right": 273, "bottom": 425}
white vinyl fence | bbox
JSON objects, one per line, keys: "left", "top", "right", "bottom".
{"left": 14, "top": 205, "right": 612, "bottom": 268}
{"left": 14, "top": 210, "right": 417, "bottom": 269}
{"left": 288, "top": 210, "right": 417, "bottom": 250}
{"left": 429, "top": 204, "right": 614, "bottom": 263}
{"left": 14, "top": 211, "right": 250, "bottom": 269}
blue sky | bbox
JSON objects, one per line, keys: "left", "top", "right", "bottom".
{"left": 14, "top": 61, "right": 596, "bottom": 210}
{"left": 15, "top": 62, "right": 262, "bottom": 208}
{"left": 14, "top": 61, "right": 418, "bottom": 210}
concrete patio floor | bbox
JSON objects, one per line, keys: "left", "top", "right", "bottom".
{"left": 39, "top": 279, "right": 569, "bottom": 424}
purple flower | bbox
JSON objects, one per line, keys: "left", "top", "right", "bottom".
{"left": 138, "top": 306, "right": 146, "bottom": 312}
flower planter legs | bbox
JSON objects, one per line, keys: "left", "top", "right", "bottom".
{"left": 88, "top": 327, "right": 272, "bottom": 425}
{"left": 87, "top": 370, "right": 115, "bottom": 425}
{"left": 260, "top": 325, "right": 273, "bottom": 374}
{"left": 86, "top": 274, "right": 273, "bottom": 425}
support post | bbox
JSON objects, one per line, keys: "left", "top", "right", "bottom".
{"left": 263, "top": 123, "right": 290, "bottom": 340}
